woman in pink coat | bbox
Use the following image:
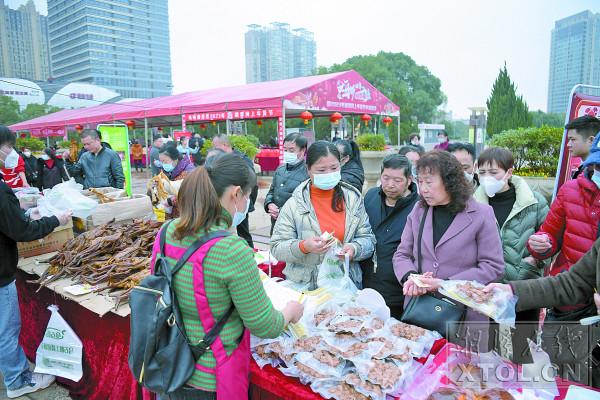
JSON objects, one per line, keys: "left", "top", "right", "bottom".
{"left": 392, "top": 150, "right": 504, "bottom": 351}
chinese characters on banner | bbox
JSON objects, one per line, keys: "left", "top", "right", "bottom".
{"left": 183, "top": 108, "right": 282, "bottom": 122}
{"left": 277, "top": 116, "right": 284, "bottom": 164}
{"left": 30, "top": 127, "right": 66, "bottom": 138}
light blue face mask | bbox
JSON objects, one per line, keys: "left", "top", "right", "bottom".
{"left": 592, "top": 170, "right": 600, "bottom": 189}
{"left": 313, "top": 170, "right": 341, "bottom": 190}
{"left": 162, "top": 163, "right": 175, "bottom": 173}
{"left": 232, "top": 197, "right": 250, "bottom": 227}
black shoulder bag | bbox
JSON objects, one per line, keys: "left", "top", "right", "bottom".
{"left": 401, "top": 206, "right": 466, "bottom": 339}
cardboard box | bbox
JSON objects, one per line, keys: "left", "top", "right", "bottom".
{"left": 18, "top": 221, "right": 74, "bottom": 258}
{"left": 79, "top": 194, "right": 153, "bottom": 230}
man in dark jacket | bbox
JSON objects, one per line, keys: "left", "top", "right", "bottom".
{"left": 212, "top": 134, "right": 258, "bottom": 247}
{"left": 265, "top": 133, "right": 309, "bottom": 233}
{"left": 64, "top": 129, "right": 124, "bottom": 189}
{"left": 37, "top": 148, "right": 69, "bottom": 190}
{"left": 360, "top": 154, "right": 419, "bottom": 318}
{"left": 0, "top": 126, "right": 72, "bottom": 399}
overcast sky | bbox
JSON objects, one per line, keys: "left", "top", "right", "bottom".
{"left": 9, "top": 0, "right": 599, "bottom": 119}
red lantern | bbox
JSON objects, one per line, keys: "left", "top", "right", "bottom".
{"left": 360, "top": 114, "right": 372, "bottom": 126}
{"left": 382, "top": 116, "right": 393, "bottom": 127}
{"left": 126, "top": 120, "right": 136, "bottom": 130}
{"left": 158, "top": 127, "right": 163, "bottom": 132}
{"left": 75, "top": 124, "right": 83, "bottom": 133}
{"left": 20, "top": 133, "right": 27, "bottom": 138}
{"left": 257, "top": 119, "right": 263, "bottom": 127}
{"left": 300, "top": 110, "right": 313, "bottom": 125}
{"left": 200, "top": 123, "right": 207, "bottom": 130}
{"left": 329, "top": 112, "right": 343, "bottom": 124}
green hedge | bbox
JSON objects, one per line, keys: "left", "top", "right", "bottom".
{"left": 200, "top": 135, "right": 258, "bottom": 159}
{"left": 490, "top": 125, "right": 563, "bottom": 177}
{"left": 355, "top": 134, "right": 385, "bottom": 151}
{"left": 15, "top": 137, "right": 45, "bottom": 151}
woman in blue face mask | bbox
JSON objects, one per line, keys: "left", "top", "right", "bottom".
{"left": 270, "top": 140, "right": 375, "bottom": 289}
{"left": 149, "top": 153, "right": 304, "bottom": 399}
{"left": 158, "top": 142, "right": 195, "bottom": 181}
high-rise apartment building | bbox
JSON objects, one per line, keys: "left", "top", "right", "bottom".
{"left": 547, "top": 10, "right": 600, "bottom": 114}
{"left": 245, "top": 23, "right": 316, "bottom": 83}
{"left": 0, "top": 0, "right": 52, "bottom": 81}
{"left": 47, "top": 0, "right": 172, "bottom": 99}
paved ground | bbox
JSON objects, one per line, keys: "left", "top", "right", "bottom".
{"left": 1, "top": 172, "right": 276, "bottom": 399}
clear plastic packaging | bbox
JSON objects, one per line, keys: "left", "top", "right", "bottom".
{"left": 354, "top": 357, "right": 417, "bottom": 393}
{"left": 345, "top": 373, "right": 386, "bottom": 400}
{"left": 326, "top": 315, "right": 365, "bottom": 335}
{"left": 293, "top": 351, "right": 346, "bottom": 378}
{"left": 439, "top": 280, "right": 518, "bottom": 327}
{"left": 385, "top": 318, "right": 441, "bottom": 357}
{"left": 310, "top": 379, "right": 371, "bottom": 400}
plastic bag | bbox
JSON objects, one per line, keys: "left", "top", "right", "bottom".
{"left": 34, "top": 305, "right": 83, "bottom": 382}
{"left": 294, "top": 351, "right": 346, "bottom": 378}
{"left": 316, "top": 250, "right": 357, "bottom": 303}
{"left": 438, "top": 280, "right": 518, "bottom": 327}
{"left": 385, "top": 318, "right": 441, "bottom": 357}
{"left": 310, "top": 378, "right": 371, "bottom": 400}
{"left": 344, "top": 372, "right": 386, "bottom": 400}
{"left": 251, "top": 336, "right": 288, "bottom": 368}
{"left": 354, "top": 357, "right": 417, "bottom": 393}
{"left": 37, "top": 179, "right": 98, "bottom": 219}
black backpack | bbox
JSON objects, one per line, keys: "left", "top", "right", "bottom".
{"left": 128, "top": 221, "right": 233, "bottom": 394}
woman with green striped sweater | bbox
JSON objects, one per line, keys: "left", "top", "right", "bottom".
{"left": 153, "top": 153, "right": 304, "bottom": 399}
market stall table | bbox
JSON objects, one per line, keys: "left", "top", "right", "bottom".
{"left": 16, "top": 252, "right": 599, "bottom": 400}
{"left": 15, "top": 255, "right": 151, "bottom": 400}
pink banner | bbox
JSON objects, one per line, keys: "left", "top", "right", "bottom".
{"left": 277, "top": 116, "right": 284, "bottom": 165}
{"left": 173, "top": 130, "right": 192, "bottom": 140}
{"left": 183, "top": 108, "right": 282, "bottom": 122}
{"left": 283, "top": 70, "right": 399, "bottom": 116}
{"left": 30, "top": 127, "right": 66, "bottom": 138}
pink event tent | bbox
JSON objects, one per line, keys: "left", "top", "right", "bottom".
{"left": 9, "top": 70, "right": 400, "bottom": 152}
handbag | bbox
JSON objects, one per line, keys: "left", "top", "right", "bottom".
{"left": 401, "top": 205, "right": 466, "bottom": 338}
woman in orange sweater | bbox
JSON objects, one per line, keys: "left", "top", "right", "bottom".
{"left": 270, "top": 141, "right": 375, "bottom": 289}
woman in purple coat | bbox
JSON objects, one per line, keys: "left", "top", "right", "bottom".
{"left": 392, "top": 150, "right": 504, "bottom": 351}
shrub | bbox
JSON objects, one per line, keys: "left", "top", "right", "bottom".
{"left": 200, "top": 136, "right": 258, "bottom": 159}
{"left": 15, "top": 137, "right": 45, "bottom": 151}
{"left": 230, "top": 135, "right": 258, "bottom": 159}
{"left": 246, "top": 134, "right": 260, "bottom": 148}
{"left": 490, "top": 125, "right": 563, "bottom": 177}
{"left": 355, "top": 134, "right": 385, "bottom": 151}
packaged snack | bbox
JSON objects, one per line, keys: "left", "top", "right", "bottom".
{"left": 311, "top": 379, "right": 371, "bottom": 400}
{"left": 439, "top": 280, "right": 517, "bottom": 327}
{"left": 294, "top": 351, "right": 346, "bottom": 379}
{"left": 327, "top": 315, "right": 365, "bottom": 334}
{"left": 346, "top": 372, "right": 386, "bottom": 400}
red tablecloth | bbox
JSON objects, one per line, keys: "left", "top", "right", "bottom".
{"left": 16, "top": 270, "right": 146, "bottom": 400}
{"left": 255, "top": 148, "right": 281, "bottom": 172}
{"left": 16, "top": 269, "right": 598, "bottom": 400}
{"left": 257, "top": 261, "right": 286, "bottom": 279}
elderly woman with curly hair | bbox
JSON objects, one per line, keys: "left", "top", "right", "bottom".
{"left": 392, "top": 150, "right": 504, "bottom": 351}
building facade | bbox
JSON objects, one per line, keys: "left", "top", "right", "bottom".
{"left": 547, "top": 10, "right": 600, "bottom": 114}
{"left": 47, "top": 0, "right": 172, "bottom": 99}
{"left": 245, "top": 23, "right": 316, "bottom": 83}
{"left": 0, "top": 0, "right": 52, "bottom": 81}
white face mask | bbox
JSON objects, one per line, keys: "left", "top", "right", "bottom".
{"left": 23, "top": 151, "right": 31, "bottom": 158}
{"left": 313, "top": 170, "right": 341, "bottom": 190}
{"left": 437, "top": 137, "right": 446, "bottom": 144}
{"left": 40, "top": 154, "right": 51, "bottom": 161}
{"left": 283, "top": 151, "right": 300, "bottom": 165}
{"left": 464, "top": 171, "right": 474, "bottom": 183}
{"left": 1, "top": 148, "right": 19, "bottom": 169}
{"left": 480, "top": 175, "right": 506, "bottom": 197}
{"left": 232, "top": 196, "right": 250, "bottom": 227}
{"left": 592, "top": 170, "right": 600, "bottom": 189}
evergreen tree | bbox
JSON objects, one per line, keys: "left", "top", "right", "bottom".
{"left": 486, "top": 64, "right": 532, "bottom": 137}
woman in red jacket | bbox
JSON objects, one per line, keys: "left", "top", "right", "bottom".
{"left": 527, "top": 132, "right": 600, "bottom": 320}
